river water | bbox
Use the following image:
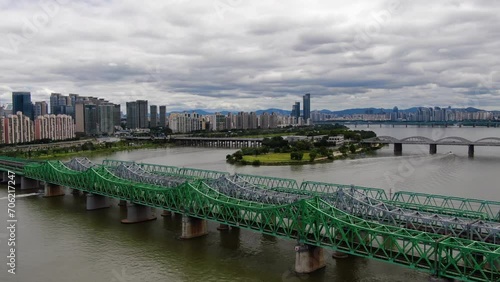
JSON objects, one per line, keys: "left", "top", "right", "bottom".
{"left": 1, "top": 126, "right": 499, "bottom": 282}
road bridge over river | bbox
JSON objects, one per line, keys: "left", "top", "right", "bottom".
{"left": 0, "top": 156, "right": 499, "bottom": 281}
{"left": 362, "top": 136, "right": 500, "bottom": 157}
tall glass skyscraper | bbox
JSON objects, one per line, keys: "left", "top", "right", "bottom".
{"left": 12, "top": 92, "right": 33, "bottom": 120}
{"left": 303, "top": 93, "right": 311, "bottom": 121}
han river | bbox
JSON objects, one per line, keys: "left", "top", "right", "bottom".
{"left": 1, "top": 126, "right": 499, "bottom": 282}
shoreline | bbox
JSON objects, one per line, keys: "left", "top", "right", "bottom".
{"left": 229, "top": 145, "right": 383, "bottom": 166}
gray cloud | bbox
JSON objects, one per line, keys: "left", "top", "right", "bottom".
{"left": 1, "top": 0, "right": 500, "bottom": 111}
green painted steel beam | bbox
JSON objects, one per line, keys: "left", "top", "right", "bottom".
{"left": 21, "top": 159, "right": 500, "bottom": 282}
{"left": 236, "top": 173, "right": 299, "bottom": 189}
{"left": 392, "top": 191, "right": 500, "bottom": 222}
{"left": 300, "top": 181, "right": 389, "bottom": 200}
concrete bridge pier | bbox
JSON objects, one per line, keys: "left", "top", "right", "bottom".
{"left": 429, "top": 144, "right": 437, "bottom": 155}
{"left": 6, "top": 174, "right": 23, "bottom": 186}
{"left": 294, "top": 244, "right": 326, "bottom": 274}
{"left": 217, "top": 223, "right": 230, "bottom": 231}
{"left": 44, "top": 183, "right": 65, "bottom": 197}
{"left": 20, "top": 176, "right": 39, "bottom": 190}
{"left": 331, "top": 251, "right": 348, "bottom": 259}
{"left": 161, "top": 210, "right": 172, "bottom": 217}
{"left": 180, "top": 215, "right": 208, "bottom": 239}
{"left": 394, "top": 143, "right": 403, "bottom": 155}
{"left": 468, "top": 145, "right": 474, "bottom": 158}
{"left": 0, "top": 171, "right": 7, "bottom": 183}
{"left": 121, "top": 203, "right": 157, "bottom": 224}
{"left": 118, "top": 200, "right": 127, "bottom": 206}
{"left": 86, "top": 193, "right": 111, "bottom": 210}
{"left": 428, "top": 276, "right": 456, "bottom": 281}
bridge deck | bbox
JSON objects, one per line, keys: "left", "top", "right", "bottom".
{"left": 0, "top": 156, "right": 498, "bottom": 281}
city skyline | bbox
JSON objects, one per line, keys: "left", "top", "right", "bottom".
{"left": 1, "top": 2, "right": 500, "bottom": 111}
{"left": 5, "top": 90, "right": 500, "bottom": 116}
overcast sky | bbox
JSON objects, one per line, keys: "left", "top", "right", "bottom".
{"left": 1, "top": 0, "right": 500, "bottom": 112}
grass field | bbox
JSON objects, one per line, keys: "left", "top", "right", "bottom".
{"left": 242, "top": 152, "right": 312, "bottom": 164}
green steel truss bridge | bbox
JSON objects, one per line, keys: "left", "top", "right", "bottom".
{"left": 1, "top": 156, "right": 499, "bottom": 281}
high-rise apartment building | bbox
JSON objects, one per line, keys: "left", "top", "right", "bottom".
{"left": 150, "top": 105, "right": 158, "bottom": 128}
{"left": 159, "top": 105, "right": 166, "bottom": 127}
{"left": 137, "top": 100, "right": 148, "bottom": 128}
{"left": 126, "top": 100, "right": 148, "bottom": 129}
{"left": 12, "top": 92, "right": 33, "bottom": 120}
{"left": 84, "top": 104, "right": 98, "bottom": 135}
{"left": 1, "top": 111, "right": 34, "bottom": 144}
{"left": 291, "top": 101, "right": 301, "bottom": 121}
{"left": 260, "top": 112, "right": 270, "bottom": 129}
{"left": 34, "top": 101, "right": 48, "bottom": 118}
{"left": 303, "top": 93, "right": 311, "bottom": 121}
{"left": 34, "top": 114, "right": 75, "bottom": 140}
{"left": 126, "top": 101, "right": 138, "bottom": 129}
{"left": 169, "top": 112, "right": 202, "bottom": 133}
{"left": 98, "top": 104, "right": 115, "bottom": 135}
{"left": 113, "top": 104, "right": 121, "bottom": 127}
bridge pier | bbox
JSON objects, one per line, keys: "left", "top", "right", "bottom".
{"left": 331, "top": 251, "right": 348, "bottom": 259}
{"left": 180, "top": 215, "right": 208, "bottom": 239}
{"left": 428, "top": 276, "right": 456, "bottom": 282}
{"left": 121, "top": 203, "right": 157, "bottom": 224}
{"left": 161, "top": 210, "right": 172, "bottom": 217}
{"left": 429, "top": 144, "right": 437, "bottom": 155}
{"left": 43, "top": 183, "right": 65, "bottom": 197}
{"left": 0, "top": 171, "right": 7, "bottom": 183}
{"left": 394, "top": 143, "right": 403, "bottom": 155}
{"left": 217, "top": 223, "right": 230, "bottom": 231}
{"left": 86, "top": 193, "right": 111, "bottom": 210}
{"left": 118, "top": 200, "right": 127, "bottom": 206}
{"left": 294, "top": 244, "right": 326, "bottom": 274}
{"left": 468, "top": 145, "right": 474, "bottom": 158}
{"left": 20, "top": 176, "right": 39, "bottom": 190}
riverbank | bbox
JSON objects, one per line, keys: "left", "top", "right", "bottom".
{"left": 9, "top": 141, "right": 173, "bottom": 161}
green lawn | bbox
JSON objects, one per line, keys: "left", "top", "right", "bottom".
{"left": 242, "top": 152, "right": 311, "bottom": 163}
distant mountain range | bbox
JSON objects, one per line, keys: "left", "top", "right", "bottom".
{"left": 171, "top": 107, "right": 488, "bottom": 116}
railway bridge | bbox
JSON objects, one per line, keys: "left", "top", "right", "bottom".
{"left": 0, "top": 156, "right": 499, "bottom": 281}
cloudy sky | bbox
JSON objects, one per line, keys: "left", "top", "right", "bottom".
{"left": 1, "top": 0, "right": 500, "bottom": 112}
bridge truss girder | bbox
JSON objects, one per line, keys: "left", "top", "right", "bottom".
{"left": 17, "top": 159, "right": 500, "bottom": 281}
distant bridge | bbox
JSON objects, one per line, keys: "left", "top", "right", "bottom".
{"left": 170, "top": 137, "right": 264, "bottom": 148}
{"left": 362, "top": 136, "right": 500, "bottom": 157}
{"left": 317, "top": 120, "right": 500, "bottom": 128}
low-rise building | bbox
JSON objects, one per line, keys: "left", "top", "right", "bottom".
{"left": 327, "top": 135, "right": 344, "bottom": 146}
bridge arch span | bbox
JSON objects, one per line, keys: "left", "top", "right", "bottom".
{"left": 368, "top": 136, "right": 401, "bottom": 143}
{"left": 475, "top": 137, "right": 500, "bottom": 144}
{"left": 400, "top": 136, "right": 435, "bottom": 143}
{"left": 436, "top": 136, "right": 472, "bottom": 144}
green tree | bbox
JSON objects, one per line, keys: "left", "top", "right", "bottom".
{"left": 233, "top": 150, "right": 243, "bottom": 160}
{"left": 290, "top": 152, "right": 304, "bottom": 160}
{"left": 252, "top": 160, "right": 261, "bottom": 166}
{"left": 309, "top": 151, "right": 317, "bottom": 162}
{"left": 349, "top": 144, "right": 356, "bottom": 154}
